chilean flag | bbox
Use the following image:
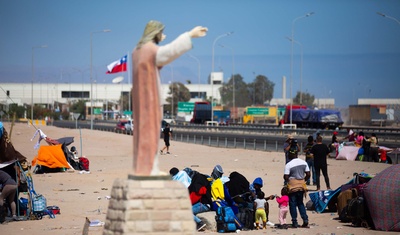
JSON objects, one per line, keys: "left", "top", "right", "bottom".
{"left": 106, "top": 55, "right": 127, "bottom": 74}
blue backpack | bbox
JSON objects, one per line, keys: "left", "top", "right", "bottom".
{"left": 215, "top": 206, "right": 242, "bottom": 233}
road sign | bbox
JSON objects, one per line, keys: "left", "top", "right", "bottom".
{"left": 124, "top": 110, "right": 133, "bottom": 115}
{"left": 246, "top": 107, "right": 269, "bottom": 116}
{"left": 93, "top": 108, "right": 102, "bottom": 115}
{"left": 178, "top": 102, "right": 195, "bottom": 113}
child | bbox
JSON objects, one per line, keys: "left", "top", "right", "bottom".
{"left": 253, "top": 191, "right": 267, "bottom": 230}
{"left": 275, "top": 187, "right": 289, "bottom": 229}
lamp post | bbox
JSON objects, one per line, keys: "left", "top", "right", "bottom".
{"left": 219, "top": 44, "right": 235, "bottom": 120}
{"left": 187, "top": 54, "right": 201, "bottom": 98}
{"left": 289, "top": 12, "right": 314, "bottom": 125}
{"left": 377, "top": 12, "right": 400, "bottom": 25}
{"left": 286, "top": 37, "right": 303, "bottom": 105}
{"left": 211, "top": 32, "right": 233, "bottom": 122}
{"left": 169, "top": 65, "right": 174, "bottom": 118}
{"left": 90, "top": 29, "right": 111, "bottom": 130}
{"left": 31, "top": 45, "right": 47, "bottom": 121}
{"left": 72, "top": 68, "right": 87, "bottom": 99}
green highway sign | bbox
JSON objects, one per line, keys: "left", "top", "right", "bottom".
{"left": 247, "top": 107, "right": 269, "bottom": 116}
{"left": 93, "top": 108, "right": 103, "bottom": 115}
{"left": 124, "top": 111, "right": 133, "bottom": 115}
{"left": 178, "top": 102, "right": 195, "bottom": 113}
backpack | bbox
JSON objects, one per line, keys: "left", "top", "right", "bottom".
{"left": 337, "top": 188, "right": 357, "bottom": 222}
{"left": 79, "top": 157, "right": 90, "bottom": 171}
{"left": 236, "top": 207, "right": 254, "bottom": 230}
{"left": 215, "top": 206, "right": 241, "bottom": 233}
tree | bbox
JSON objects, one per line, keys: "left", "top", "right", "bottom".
{"left": 165, "top": 82, "right": 191, "bottom": 115}
{"left": 219, "top": 74, "right": 252, "bottom": 107}
{"left": 70, "top": 100, "right": 86, "bottom": 119}
{"left": 293, "top": 91, "right": 315, "bottom": 106}
{"left": 249, "top": 75, "right": 275, "bottom": 105}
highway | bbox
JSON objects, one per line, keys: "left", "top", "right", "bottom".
{"left": 51, "top": 120, "right": 400, "bottom": 152}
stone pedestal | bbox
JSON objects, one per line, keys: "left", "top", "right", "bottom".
{"left": 103, "top": 175, "right": 195, "bottom": 235}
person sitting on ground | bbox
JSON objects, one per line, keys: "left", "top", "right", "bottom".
{"left": 253, "top": 191, "right": 268, "bottom": 230}
{"left": 226, "top": 171, "right": 251, "bottom": 208}
{"left": 275, "top": 187, "right": 289, "bottom": 229}
{"left": 170, "top": 167, "right": 210, "bottom": 231}
{"left": 0, "top": 170, "right": 21, "bottom": 221}
{"left": 169, "top": 167, "right": 192, "bottom": 188}
{"left": 249, "top": 177, "right": 275, "bottom": 226}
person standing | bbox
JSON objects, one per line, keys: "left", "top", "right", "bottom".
{"left": 303, "top": 135, "right": 316, "bottom": 186}
{"left": 160, "top": 123, "right": 172, "bottom": 154}
{"left": 310, "top": 135, "right": 331, "bottom": 191}
{"left": 366, "top": 133, "right": 379, "bottom": 162}
{"left": 275, "top": 186, "right": 289, "bottom": 229}
{"left": 131, "top": 20, "right": 207, "bottom": 175}
{"left": 284, "top": 152, "right": 310, "bottom": 228}
{"left": 253, "top": 191, "right": 267, "bottom": 230}
{"left": 0, "top": 170, "right": 21, "bottom": 221}
{"left": 249, "top": 177, "right": 275, "bottom": 226}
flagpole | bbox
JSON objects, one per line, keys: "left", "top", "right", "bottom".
{"left": 127, "top": 51, "right": 132, "bottom": 117}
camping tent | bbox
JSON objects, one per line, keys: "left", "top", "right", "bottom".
{"left": 363, "top": 164, "right": 400, "bottom": 231}
{"left": 32, "top": 144, "right": 70, "bottom": 171}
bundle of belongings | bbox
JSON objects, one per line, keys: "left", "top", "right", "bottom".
{"left": 309, "top": 167, "right": 400, "bottom": 232}
{"left": 30, "top": 129, "right": 89, "bottom": 173}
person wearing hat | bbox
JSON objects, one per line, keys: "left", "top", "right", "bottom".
{"left": 283, "top": 134, "right": 299, "bottom": 164}
{"left": 249, "top": 177, "right": 275, "bottom": 227}
{"left": 131, "top": 21, "right": 208, "bottom": 175}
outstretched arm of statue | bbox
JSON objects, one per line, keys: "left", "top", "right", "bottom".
{"left": 188, "top": 26, "right": 208, "bottom": 38}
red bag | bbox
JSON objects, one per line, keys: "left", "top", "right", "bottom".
{"left": 79, "top": 157, "right": 90, "bottom": 171}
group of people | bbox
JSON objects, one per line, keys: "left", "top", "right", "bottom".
{"left": 342, "top": 128, "right": 381, "bottom": 162}
{"left": 284, "top": 134, "right": 331, "bottom": 192}
{"left": 169, "top": 161, "right": 310, "bottom": 231}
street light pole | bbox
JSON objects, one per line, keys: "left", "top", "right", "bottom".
{"left": 219, "top": 44, "right": 235, "bottom": 120}
{"left": 187, "top": 54, "right": 201, "bottom": 99}
{"left": 377, "top": 12, "right": 400, "bottom": 25}
{"left": 211, "top": 32, "right": 233, "bottom": 122}
{"left": 90, "top": 29, "right": 110, "bottom": 130}
{"left": 286, "top": 37, "right": 303, "bottom": 105}
{"left": 290, "top": 12, "right": 314, "bottom": 125}
{"left": 31, "top": 45, "right": 47, "bottom": 121}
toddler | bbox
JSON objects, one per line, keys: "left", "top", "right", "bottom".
{"left": 253, "top": 191, "right": 267, "bottom": 229}
{"left": 275, "top": 187, "right": 289, "bottom": 229}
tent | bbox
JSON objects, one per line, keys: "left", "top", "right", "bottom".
{"left": 32, "top": 144, "right": 71, "bottom": 172}
{"left": 363, "top": 164, "right": 400, "bottom": 231}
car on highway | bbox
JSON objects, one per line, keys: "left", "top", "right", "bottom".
{"left": 115, "top": 119, "right": 133, "bottom": 133}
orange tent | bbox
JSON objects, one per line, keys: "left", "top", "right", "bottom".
{"left": 32, "top": 144, "right": 70, "bottom": 169}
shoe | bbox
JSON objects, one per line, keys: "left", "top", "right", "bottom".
{"left": 196, "top": 221, "right": 206, "bottom": 231}
{"left": 301, "top": 221, "right": 309, "bottom": 228}
{"left": 266, "top": 221, "right": 274, "bottom": 226}
{"left": 166, "top": 152, "right": 170, "bottom": 154}
{"left": 291, "top": 223, "right": 298, "bottom": 228}
{"left": 12, "top": 215, "right": 22, "bottom": 221}
{"left": 160, "top": 150, "right": 163, "bottom": 154}
{"left": 283, "top": 224, "right": 289, "bottom": 229}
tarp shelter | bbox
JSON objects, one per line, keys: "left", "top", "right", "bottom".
{"left": 336, "top": 146, "right": 359, "bottom": 161}
{"left": 32, "top": 144, "right": 70, "bottom": 169}
{"left": 0, "top": 124, "right": 27, "bottom": 168}
{"left": 364, "top": 164, "right": 400, "bottom": 231}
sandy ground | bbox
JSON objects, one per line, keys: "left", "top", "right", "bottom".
{"left": 0, "top": 122, "right": 396, "bottom": 235}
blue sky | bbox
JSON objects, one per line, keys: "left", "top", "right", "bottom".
{"left": 0, "top": 0, "right": 399, "bottom": 107}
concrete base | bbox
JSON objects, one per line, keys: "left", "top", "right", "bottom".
{"left": 103, "top": 175, "right": 195, "bottom": 235}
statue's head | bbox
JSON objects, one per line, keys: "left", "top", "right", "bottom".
{"left": 137, "top": 20, "right": 165, "bottom": 48}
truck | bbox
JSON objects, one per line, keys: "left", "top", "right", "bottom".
{"left": 283, "top": 105, "right": 343, "bottom": 129}
{"left": 190, "top": 102, "right": 212, "bottom": 124}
